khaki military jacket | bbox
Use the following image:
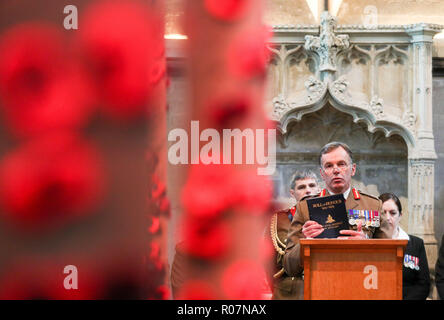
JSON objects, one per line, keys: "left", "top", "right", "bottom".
{"left": 267, "top": 208, "right": 304, "bottom": 300}
{"left": 283, "top": 188, "right": 392, "bottom": 277}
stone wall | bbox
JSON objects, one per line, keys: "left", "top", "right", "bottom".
{"left": 433, "top": 76, "right": 444, "bottom": 248}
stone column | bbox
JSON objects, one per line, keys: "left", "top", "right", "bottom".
{"left": 407, "top": 25, "right": 440, "bottom": 272}
{"left": 408, "top": 160, "right": 436, "bottom": 267}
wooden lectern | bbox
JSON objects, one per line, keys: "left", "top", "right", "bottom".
{"left": 300, "top": 239, "right": 408, "bottom": 300}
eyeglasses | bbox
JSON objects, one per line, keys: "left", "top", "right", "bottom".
{"left": 322, "top": 162, "right": 351, "bottom": 173}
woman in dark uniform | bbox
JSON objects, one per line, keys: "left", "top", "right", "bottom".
{"left": 379, "top": 193, "right": 430, "bottom": 300}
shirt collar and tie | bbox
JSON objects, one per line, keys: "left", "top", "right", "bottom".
{"left": 326, "top": 187, "right": 351, "bottom": 200}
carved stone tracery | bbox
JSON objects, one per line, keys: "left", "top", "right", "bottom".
{"left": 368, "top": 95, "right": 385, "bottom": 120}
{"left": 304, "top": 12, "right": 350, "bottom": 72}
{"left": 305, "top": 76, "right": 325, "bottom": 103}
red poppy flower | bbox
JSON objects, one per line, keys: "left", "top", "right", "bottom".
{"left": 148, "top": 216, "right": 161, "bottom": 234}
{"left": 149, "top": 241, "right": 161, "bottom": 261}
{"left": 221, "top": 259, "right": 264, "bottom": 299}
{"left": 181, "top": 164, "right": 235, "bottom": 219}
{"left": 236, "top": 172, "right": 273, "bottom": 215}
{"left": 204, "top": 0, "right": 249, "bottom": 21}
{"left": 155, "top": 285, "right": 170, "bottom": 300}
{"left": 0, "top": 133, "right": 105, "bottom": 230}
{"left": 78, "top": 0, "right": 165, "bottom": 120}
{"left": 0, "top": 23, "right": 94, "bottom": 137}
{"left": 100, "top": 257, "right": 148, "bottom": 299}
{"left": 150, "top": 173, "right": 170, "bottom": 217}
{"left": 227, "top": 26, "right": 273, "bottom": 79}
{"left": 48, "top": 264, "right": 104, "bottom": 300}
{"left": 0, "top": 260, "right": 103, "bottom": 299}
{"left": 182, "top": 218, "right": 231, "bottom": 260}
{"left": 181, "top": 164, "right": 272, "bottom": 219}
{"left": 207, "top": 92, "right": 252, "bottom": 128}
{"left": 148, "top": 241, "right": 165, "bottom": 271}
{"left": 177, "top": 280, "right": 216, "bottom": 300}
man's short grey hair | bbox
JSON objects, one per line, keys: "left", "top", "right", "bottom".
{"left": 319, "top": 141, "right": 353, "bottom": 166}
{"left": 290, "top": 170, "right": 318, "bottom": 190}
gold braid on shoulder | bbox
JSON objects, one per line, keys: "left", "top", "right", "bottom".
{"left": 270, "top": 213, "right": 286, "bottom": 256}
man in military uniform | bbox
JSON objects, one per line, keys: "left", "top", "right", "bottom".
{"left": 267, "top": 170, "right": 319, "bottom": 300}
{"left": 283, "top": 141, "right": 392, "bottom": 278}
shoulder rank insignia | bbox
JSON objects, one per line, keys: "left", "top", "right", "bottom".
{"left": 356, "top": 190, "right": 380, "bottom": 201}
{"left": 352, "top": 188, "right": 360, "bottom": 200}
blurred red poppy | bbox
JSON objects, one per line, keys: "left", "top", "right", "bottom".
{"left": 155, "top": 284, "right": 170, "bottom": 300}
{"left": 148, "top": 216, "right": 161, "bottom": 234}
{"left": 181, "top": 163, "right": 235, "bottom": 219}
{"left": 0, "top": 259, "right": 103, "bottom": 299}
{"left": 177, "top": 280, "right": 216, "bottom": 300}
{"left": 227, "top": 26, "right": 273, "bottom": 79}
{"left": 149, "top": 241, "right": 164, "bottom": 271}
{"left": 221, "top": 259, "right": 264, "bottom": 299}
{"left": 204, "top": 0, "right": 249, "bottom": 21}
{"left": 101, "top": 261, "right": 146, "bottom": 299}
{"left": 48, "top": 265, "right": 104, "bottom": 300}
{"left": 182, "top": 164, "right": 272, "bottom": 219}
{"left": 182, "top": 218, "right": 231, "bottom": 260}
{"left": 237, "top": 171, "right": 273, "bottom": 215}
{"left": 207, "top": 92, "right": 252, "bottom": 128}
{"left": 78, "top": 0, "right": 165, "bottom": 120}
{"left": 150, "top": 172, "right": 170, "bottom": 217}
{"left": 0, "top": 23, "right": 94, "bottom": 137}
{"left": 0, "top": 133, "right": 105, "bottom": 229}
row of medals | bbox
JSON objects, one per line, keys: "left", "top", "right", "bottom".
{"left": 348, "top": 209, "right": 380, "bottom": 228}
{"left": 404, "top": 254, "right": 420, "bottom": 270}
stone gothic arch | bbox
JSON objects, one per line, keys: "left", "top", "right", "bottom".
{"left": 274, "top": 83, "right": 416, "bottom": 150}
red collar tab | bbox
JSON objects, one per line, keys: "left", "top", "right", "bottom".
{"left": 320, "top": 189, "right": 327, "bottom": 197}
{"left": 352, "top": 188, "right": 361, "bottom": 200}
{"left": 290, "top": 206, "right": 296, "bottom": 217}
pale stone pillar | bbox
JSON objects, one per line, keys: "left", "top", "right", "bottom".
{"left": 407, "top": 25, "right": 439, "bottom": 273}
{"left": 408, "top": 160, "right": 436, "bottom": 266}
